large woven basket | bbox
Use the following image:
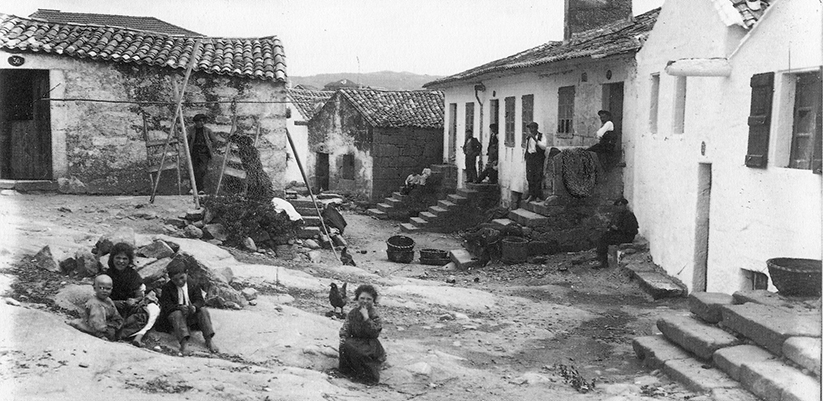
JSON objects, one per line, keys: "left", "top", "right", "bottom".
{"left": 767, "top": 258, "right": 822, "bottom": 297}
{"left": 419, "top": 249, "right": 450, "bottom": 265}
{"left": 387, "top": 235, "right": 415, "bottom": 252}
{"left": 387, "top": 249, "right": 415, "bottom": 263}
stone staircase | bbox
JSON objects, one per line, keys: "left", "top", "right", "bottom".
{"left": 400, "top": 183, "right": 498, "bottom": 233}
{"left": 288, "top": 197, "right": 334, "bottom": 239}
{"left": 367, "top": 163, "right": 458, "bottom": 222}
{"left": 633, "top": 290, "right": 821, "bottom": 401}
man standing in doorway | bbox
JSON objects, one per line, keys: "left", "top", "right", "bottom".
{"left": 476, "top": 123, "right": 499, "bottom": 184}
{"left": 186, "top": 114, "right": 222, "bottom": 195}
{"left": 524, "top": 122, "right": 547, "bottom": 203}
{"left": 595, "top": 197, "right": 639, "bottom": 269}
{"left": 463, "top": 129, "right": 482, "bottom": 184}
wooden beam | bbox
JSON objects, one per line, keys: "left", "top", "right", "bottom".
{"left": 665, "top": 58, "right": 732, "bottom": 77}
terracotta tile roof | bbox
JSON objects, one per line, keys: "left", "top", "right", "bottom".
{"left": 424, "top": 8, "right": 659, "bottom": 88}
{"left": 29, "top": 9, "right": 203, "bottom": 36}
{"left": 287, "top": 88, "right": 333, "bottom": 120}
{"left": 0, "top": 13, "right": 286, "bottom": 82}
{"left": 337, "top": 88, "right": 444, "bottom": 129}
{"left": 729, "top": 0, "right": 772, "bottom": 28}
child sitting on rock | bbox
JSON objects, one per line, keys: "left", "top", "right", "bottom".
{"left": 156, "top": 261, "right": 219, "bottom": 355}
{"left": 68, "top": 274, "right": 123, "bottom": 340}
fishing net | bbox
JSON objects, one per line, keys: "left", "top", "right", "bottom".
{"left": 560, "top": 148, "right": 598, "bottom": 198}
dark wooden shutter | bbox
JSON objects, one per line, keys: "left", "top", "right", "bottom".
{"left": 812, "top": 67, "right": 823, "bottom": 174}
{"left": 745, "top": 72, "right": 774, "bottom": 168}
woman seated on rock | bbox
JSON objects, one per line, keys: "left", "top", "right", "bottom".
{"left": 107, "top": 242, "right": 160, "bottom": 347}
{"left": 338, "top": 284, "right": 386, "bottom": 384}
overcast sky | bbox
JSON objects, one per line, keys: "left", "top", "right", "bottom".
{"left": 8, "top": 0, "right": 664, "bottom": 77}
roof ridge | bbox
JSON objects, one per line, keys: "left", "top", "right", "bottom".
{"left": 568, "top": 7, "right": 661, "bottom": 43}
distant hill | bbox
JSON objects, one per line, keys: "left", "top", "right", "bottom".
{"left": 290, "top": 71, "right": 444, "bottom": 91}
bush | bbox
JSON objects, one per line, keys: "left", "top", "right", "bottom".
{"left": 202, "top": 195, "right": 298, "bottom": 247}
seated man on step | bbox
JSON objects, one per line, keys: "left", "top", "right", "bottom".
{"left": 595, "top": 197, "right": 638, "bottom": 269}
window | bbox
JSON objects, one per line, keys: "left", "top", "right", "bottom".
{"left": 465, "top": 102, "right": 475, "bottom": 135}
{"left": 649, "top": 73, "right": 660, "bottom": 134}
{"left": 341, "top": 154, "right": 355, "bottom": 179}
{"left": 448, "top": 103, "right": 458, "bottom": 161}
{"left": 504, "top": 97, "right": 515, "bottom": 147}
{"left": 557, "top": 86, "right": 575, "bottom": 135}
{"left": 789, "top": 72, "right": 822, "bottom": 170}
{"left": 490, "top": 99, "right": 500, "bottom": 127}
{"left": 672, "top": 76, "right": 687, "bottom": 134}
{"left": 521, "top": 94, "right": 534, "bottom": 148}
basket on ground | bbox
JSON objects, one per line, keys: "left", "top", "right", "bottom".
{"left": 419, "top": 248, "right": 450, "bottom": 265}
{"left": 387, "top": 249, "right": 415, "bottom": 263}
{"left": 767, "top": 258, "right": 822, "bottom": 297}
{"left": 387, "top": 235, "right": 415, "bottom": 252}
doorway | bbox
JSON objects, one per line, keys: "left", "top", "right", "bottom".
{"left": 315, "top": 152, "right": 329, "bottom": 192}
{"left": 693, "top": 163, "right": 712, "bottom": 291}
{"left": 448, "top": 103, "right": 457, "bottom": 164}
{"left": 602, "top": 82, "right": 624, "bottom": 161}
{"left": 0, "top": 69, "right": 52, "bottom": 180}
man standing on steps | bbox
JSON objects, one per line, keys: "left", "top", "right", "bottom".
{"left": 524, "top": 122, "right": 547, "bottom": 203}
{"left": 463, "top": 129, "right": 482, "bottom": 184}
{"left": 476, "top": 123, "right": 499, "bottom": 184}
{"left": 595, "top": 197, "right": 639, "bottom": 269}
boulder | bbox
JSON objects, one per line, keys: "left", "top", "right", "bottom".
{"left": 308, "top": 250, "right": 322, "bottom": 263}
{"left": 94, "top": 227, "right": 136, "bottom": 256}
{"left": 163, "top": 217, "right": 187, "bottom": 228}
{"left": 243, "top": 237, "right": 257, "bottom": 252}
{"left": 54, "top": 284, "right": 94, "bottom": 313}
{"left": 203, "top": 208, "right": 216, "bottom": 224}
{"left": 31, "top": 245, "right": 65, "bottom": 273}
{"left": 165, "top": 254, "right": 246, "bottom": 309}
{"left": 405, "top": 362, "right": 432, "bottom": 377}
{"left": 74, "top": 249, "right": 100, "bottom": 277}
{"left": 193, "top": 221, "right": 205, "bottom": 229}
{"left": 136, "top": 240, "right": 175, "bottom": 259}
{"left": 203, "top": 224, "right": 228, "bottom": 242}
{"left": 215, "top": 267, "right": 234, "bottom": 283}
{"left": 303, "top": 239, "right": 321, "bottom": 250}
{"left": 184, "top": 225, "right": 203, "bottom": 239}
{"left": 57, "top": 176, "right": 88, "bottom": 194}
{"left": 185, "top": 208, "right": 205, "bottom": 221}
{"left": 241, "top": 288, "right": 258, "bottom": 301}
{"left": 140, "top": 257, "right": 173, "bottom": 291}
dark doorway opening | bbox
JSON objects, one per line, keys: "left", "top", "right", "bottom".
{"left": 315, "top": 152, "right": 329, "bottom": 192}
{"left": 0, "top": 69, "right": 52, "bottom": 180}
{"left": 602, "top": 82, "right": 624, "bottom": 162}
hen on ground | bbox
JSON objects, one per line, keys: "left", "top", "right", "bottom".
{"left": 328, "top": 282, "right": 347, "bottom": 318}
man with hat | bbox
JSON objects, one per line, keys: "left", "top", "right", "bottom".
{"left": 587, "top": 110, "right": 617, "bottom": 155}
{"left": 524, "top": 121, "right": 548, "bottom": 203}
{"left": 186, "top": 114, "right": 223, "bottom": 195}
{"left": 595, "top": 197, "right": 639, "bottom": 269}
{"left": 156, "top": 258, "right": 219, "bottom": 355}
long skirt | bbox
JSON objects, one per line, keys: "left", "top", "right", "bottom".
{"left": 339, "top": 337, "right": 386, "bottom": 383}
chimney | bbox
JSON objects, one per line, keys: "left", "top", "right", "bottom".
{"left": 564, "top": 0, "right": 633, "bottom": 40}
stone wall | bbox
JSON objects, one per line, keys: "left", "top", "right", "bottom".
{"left": 0, "top": 52, "right": 287, "bottom": 194}
{"left": 372, "top": 127, "right": 443, "bottom": 201}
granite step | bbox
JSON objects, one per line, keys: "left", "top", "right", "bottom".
{"left": 447, "top": 194, "right": 468, "bottom": 204}
{"left": 522, "top": 201, "right": 565, "bottom": 217}
{"left": 632, "top": 335, "right": 693, "bottom": 370}
{"left": 400, "top": 223, "right": 419, "bottom": 233}
{"left": 419, "top": 211, "right": 438, "bottom": 223}
{"left": 385, "top": 197, "right": 404, "bottom": 207}
{"left": 720, "top": 302, "right": 821, "bottom": 355}
{"left": 409, "top": 217, "right": 428, "bottom": 228}
{"left": 507, "top": 208, "right": 548, "bottom": 227}
{"left": 428, "top": 205, "right": 449, "bottom": 217}
{"left": 657, "top": 315, "right": 742, "bottom": 360}
{"left": 455, "top": 188, "right": 478, "bottom": 198}
{"left": 491, "top": 218, "right": 514, "bottom": 231}
{"left": 449, "top": 249, "right": 481, "bottom": 270}
{"left": 466, "top": 182, "right": 499, "bottom": 193}
{"left": 740, "top": 359, "right": 820, "bottom": 401}
{"left": 302, "top": 216, "right": 322, "bottom": 226}
{"left": 391, "top": 192, "right": 406, "bottom": 201}
{"left": 689, "top": 292, "right": 735, "bottom": 324}
{"left": 296, "top": 226, "right": 322, "bottom": 239}
{"left": 376, "top": 203, "right": 394, "bottom": 213}
{"left": 367, "top": 208, "right": 388, "bottom": 220}
{"left": 713, "top": 345, "right": 778, "bottom": 381}
{"left": 296, "top": 207, "right": 317, "bottom": 216}
{"left": 437, "top": 200, "right": 457, "bottom": 210}
{"left": 662, "top": 358, "right": 740, "bottom": 393}
{"left": 783, "top": 337, "right": 821, "bottom": 377}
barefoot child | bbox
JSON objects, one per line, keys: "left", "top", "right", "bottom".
{"left": 68, "top": 274, "right": 123, "bottom": 340}
{"left": 157, "top": 261, "right": 219, "bottom": 355}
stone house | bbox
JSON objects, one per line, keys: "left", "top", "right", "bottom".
{"left": 0, "top": 12, "right": 288, "bottom": 194}
{"left": 631, "top": 0, "right": 822, "bottom": 293}
{"left": 306, "top": 88, "right": 444, "bottom": 201}
{"left": 285, "top": 88, "right": 333, "bottom": 185}
{"left": 424, "top": 0, "right": 656, "bottom": 207}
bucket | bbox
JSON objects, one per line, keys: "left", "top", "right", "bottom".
{"left": 501, "top": 236, "right": 528, "bottom": 264}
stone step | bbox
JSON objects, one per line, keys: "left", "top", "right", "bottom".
{"left": 290, "top": 199, "right": 316, "bottom": 208}
{"left": 740, "top": 359, "right": 820, "bottom": 401}
{"left": 367, "top": 208, "right": 388, "bottom": 220}
{"left": 491, "top": 218, "right": 514, "bottom": 231}
{"left": 631, "top": 270, "right": 686, "bottom": 300}
{"left": 713, "top": 345, "right": 778, "bottom": 381}
{"left": 303, "top": 216, "right": 322, "bottom": 226}
{"left": 508, "top": 208, "right": 548, "bottom": 227}
{"left": 632, "top": 335, "right": 693, "bottom": 370}
{"left": 376, "top": 203, "right": 394, "bottom": 213}
{"left": 720, "top": 303, "right": 821, "bottom": 355}
{"left": 447, "top": 194, "right": 468, "bottom": 204}
{"left": 449, "top": 249, "right": 481, "bottom": 271}
{"left": 455, "top": 188, "right": 478, "bottom": 198}
{"left": 385, "top": 197, "right": 404, "bottom": 207}
{"left": 13, "top": 180, "right": 57, "bottom": 192}
{"left": 466, "top": 182, "right": 498, "bottom": 193}
{"left": 296, "top": 207, "right": 317, "bottom": 216}
{"left": 657, "top": 315, "right": 742, "bottom": 360}
{"left": 399, "top": 223, "right": 419, "bottom": 233}
{"left": 428, "top": 205, "right": 449, "bottom": 217}
{"left": 689, "top": 292, "right": 735, "bottom": 324}
{"left": 662, "top": 358, "right": 740, "bottom": 393}
{"left": 392, "top": 192, "right": 406, "bottom": 201}
{"left": 437, "top": 200, "right": 457, "bottom": 210}
{"left": 419, "top": 211, "right": 439, "bottom": 223}
{"left": 783, "top": 337, "right": 821, "bottom": 377}
{"left": 522, "top": 201, "right": 565, "bottom": 217}
{"left": 296, "top": 226, "right": 322, "bottom": 239}
{"left": 409, "top": 217, "right": 428, "bottom": 228}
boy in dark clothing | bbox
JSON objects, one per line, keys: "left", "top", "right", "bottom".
{"left": 157, "top": 261, "right": 218, "bottom": 355}
{"left": 595, "top": 198, "right": 639, "bottom": 269}
{"left": 463, "top": 130, "right": 482, "bottom": 183}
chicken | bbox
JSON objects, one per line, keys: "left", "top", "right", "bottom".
{"left": 340, "top": 247, "right": 356, "bottom": 266}
{"left": 328, "top": 282, "right": 347, "bottom": 317}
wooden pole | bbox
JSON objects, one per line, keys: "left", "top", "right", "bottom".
{"left": 150, "top": 39, "right": 202, "bottom": 203}
{"left": 173, "top": 81, "right": 200, "bottom": 209}
{"left": 285, "top": 128, "right": 341, "bottom": 264}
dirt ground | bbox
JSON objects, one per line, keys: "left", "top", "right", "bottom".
{"left": 0, "top": 193, "right": 702, "bottom": 401}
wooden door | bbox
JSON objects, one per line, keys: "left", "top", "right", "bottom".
{"left": 315, "top": 152, "right": 329, "bottom": 191}
{"left": 1, "top": 70, "right": 52, "bottom": 180}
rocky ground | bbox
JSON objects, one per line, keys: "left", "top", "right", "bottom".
{"left": 0, "top": 193, "right": 704, "bottom": 401}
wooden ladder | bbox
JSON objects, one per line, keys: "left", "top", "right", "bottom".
{"left": 142, "top": 114, "right": 182, "bottom": 195}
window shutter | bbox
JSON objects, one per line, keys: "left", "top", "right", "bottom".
{"left": 745, "top": 72, "right": 774, "bottom": 168}
{"left": 812, "top": 68, "right": 823, "bottom": 174}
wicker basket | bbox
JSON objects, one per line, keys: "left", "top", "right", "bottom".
{"left": 767, "top": 258, "right": 822, "bottom": 297}
{"left": 387, "top": 249, "right": 415, "bottom": 263}
{"left": 419, "top": 249, "right": 450, "bottom": 265}
{"left": 387, "top": 235, "right": 415, "bottom": 252}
